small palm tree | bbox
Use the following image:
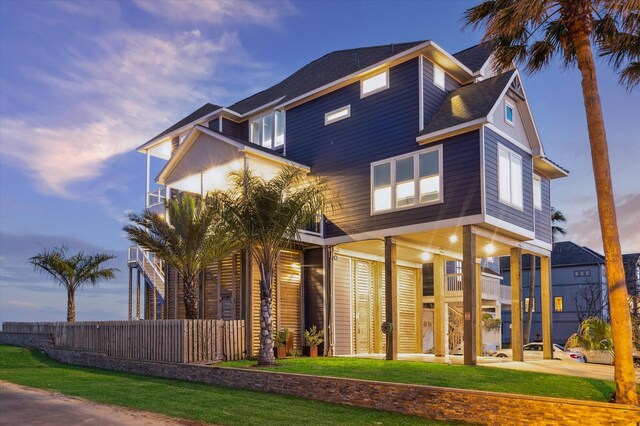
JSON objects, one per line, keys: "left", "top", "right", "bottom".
{"left": 124, "top": 193, "right": 237, "bottom": 319}
{"left": 565, "top": 316, "right": 613, "bottom": 355}
{"left": 214, "top": 166, "right": 331, "bottom": 365}
{"left": 551, "top": 207, "right": 567, "bottom": 243}
{"left": 30, "top": 246, "right": 118, "bottom": 321}
{"left": 464, "top": 0, "right": 638, "bottom": 404}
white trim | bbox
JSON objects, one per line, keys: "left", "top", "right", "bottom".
{"left": 145, "top": 150, "right": 150, "bottom": 208}
{"left": 419, "top": 55, "right": 424, "bottom": 132}
{"left": 370, "top": 145, "right": 443, "bottom": 215}
{"left": 484, "top": 124, "right": 532, "bottom": 155}
{"left": 483, "top": 214, "right": 535, "bottom": 240}
{"left": 335, "top": 248, "right": 422, "bottom": 269}
{"left": 239, "top": 96, "right": 286, "bottom": 119}
{"left": 416, "top": 118, "right": 486, "bottom": 144}
{"left": 480, "top": 126, "right": 486, "bottom": 216}
{"left": 433, "top": 64, "right": 446, "bottom": 91}
{"left": 360, "top": 70, "right": 389, "bottom": 98}
{"left": 504, "top": 100, "right": 515, "bottom": 127}
{"left": 324, "top": 105, "right": 351, "bottom": 125}
{"left": 324, "top": 214, "right": 485, "bottom": 246}
{"left": 218, "top": 117, "right": 223, "bottom": 132}
{"left": 521, "top": 239, "right": 552, "bottom": 254}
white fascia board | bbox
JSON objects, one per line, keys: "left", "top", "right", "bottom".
{"left": 534, "top": 156, "right": 569, "bottom": 179}
{"left": 238, "top": 96, "right": 286, "bottom": 118}
{"left": 416, "top": 118, "right": 486, "bottom": 144}
{"left": 240, "top": 146, "right": 310, "bottom": 172}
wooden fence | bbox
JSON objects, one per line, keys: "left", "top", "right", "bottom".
{"left": 2, "top": 320, "right": 246, "bottom": 363}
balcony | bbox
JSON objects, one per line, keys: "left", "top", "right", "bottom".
{"left": 147, "top": 186, "right": 167, "bottom": 208}
{"left": 438, "top": 273, "right": 509, "bottom": 304}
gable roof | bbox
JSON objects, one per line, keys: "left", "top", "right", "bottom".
{"left": 453, "top": 42, "right": 494, "bottom": 73}
{"left": 500, "top": 241, "right": 605, "bottom": 271}
{"left": 144, "top": 103, "right": 222, "bottom": 146}
{"left": 227, "top": 41, "right": 428, "bottom": 115}
{"left": 420, "top": 70, "right": 516, "bottom": 136}
{"left": 624, "top": 253, "right": 640, "bottom": 266}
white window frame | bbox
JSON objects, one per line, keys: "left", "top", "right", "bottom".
{"left": 249, "top": 109, "right": 285, "bottom": 149}
{"left": 433, "top": 64, "right": 445, "bottom": 91}
{"left": 370, "top": 145, "right": 443, "bottom": 215}
{"left": 497, "top": 144, "right": 524, "bottom": 210}
{"left": 361, "top": 70, "right": 389, "bottom": 98}
{"left": 505, "top": 101, "right": 515, "bottom": 126}
{"left": 324, "top": 105, "right": 351, "bottom": 125}
{"left": 533, "top": 174, "right": 542, "bottom": 210}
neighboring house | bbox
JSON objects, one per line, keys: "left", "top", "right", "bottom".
{"left": 127, "top": 39, "right": 568, "bottom": 364}
{"left": 500, "top": 241, "right": 608, "bottom": 345}
{"left": 624, "top": 253, "right": 640, "bottom": 316}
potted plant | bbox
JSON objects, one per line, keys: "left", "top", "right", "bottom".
{"left": 304, "top": 325, "right": 324, "bottom": 358}
{"left": 274, "top": 328, "right": 289, "bottom": 359}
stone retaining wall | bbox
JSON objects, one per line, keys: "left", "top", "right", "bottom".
{"left": 0, "top": 332, "right": 53, "bottom": 349}
{"left": 2, "top": 332, "right": 639, "bottom": 425}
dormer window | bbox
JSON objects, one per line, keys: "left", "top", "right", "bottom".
{"left": 361, "top": 70, "right": 389, "bottom": 98}
{"left": 433, "top": 65, "right": 445, "bottom": 90}
{"left": 250, "top": 110, "right": 285, "bottom": 149}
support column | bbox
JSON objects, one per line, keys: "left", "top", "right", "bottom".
{"left": 145, "top": 150, "right": 150, "bottom": 208}
{"left": 541, "top": 255, "right": 553, "bottom": 360}
{"left": 136, "top": 270, "right": 141, "bottom": 320}
{"left": 128, "top": 268, "right": 133, "bottom": 321}
{"left": 385, "top": 237, "right": 398, "bottom": 361}
{"left": 462, "top": 225, "right": 477, "bottom": 366}
{"left": 153, "top": 288, "right": 157, "bottom": 320}
{"left": 324, "top": 245, "right": 333, "bottom": 356}
{"left": 475, "top": 262, "right": 483, "bottom": 357}
{"left": 433, "top": 254, "right": 446, "bottom": 357}
{"left": 510, "top": 247, "right": 523, "bottom": 361}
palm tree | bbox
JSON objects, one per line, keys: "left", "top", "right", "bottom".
{"left": 30, "top": 246, "right": 118, "bottom": 321}
{"left": 124, "top": 193, "right": 237, "bottom": 319}
{"left": 525, "top": 208, "right": 568, "bottom": 342}
{"left": 565, "top": 316, "right": 613, "bottom": 355}
{"left": 465, "top": 1, "right": 638, "bottom": 404}
{"left": 214, "top": 166, "right": 331, "bottom": 365}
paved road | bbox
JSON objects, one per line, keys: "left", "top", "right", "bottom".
{"left": 0, "top": 381, "right": 205, "bottom": 426}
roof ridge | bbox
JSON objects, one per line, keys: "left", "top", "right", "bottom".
{"left": 452, "top": 40, "right": 493, "bottom": 56}
{"left": 328, "top": 40, "right": 429, "bottom": 55}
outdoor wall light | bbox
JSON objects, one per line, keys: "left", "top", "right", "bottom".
{"left": 449, "top": 235, "right": 458, "bottom": 243}
{"left": 485, "top": 244, "right": 496, "bottom": 255}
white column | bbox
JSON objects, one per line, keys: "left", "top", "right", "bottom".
{"left": 145, "top": 150, "right": 150, "bottom": 208}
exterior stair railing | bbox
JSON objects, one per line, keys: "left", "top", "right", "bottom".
{"left": 128, "top": 245, "right": 165, "bottom": 300}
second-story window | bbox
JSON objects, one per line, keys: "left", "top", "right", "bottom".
{"left": 361, "top": 70, "right": 389, "bottom": 98}
{"left": 498, "top": 144, "right": 523, "bottom": 209}
{"left": 533, "top": 174, "right": 542, "bottom": 210}
{"left": 250, "top": 110, "right": 284, "bottom": 149}
{"left": 433, "top": 65, "right": 445, "bottom": 90}
{"left": 371, "top": 145, "right": 442, "bottom": 213}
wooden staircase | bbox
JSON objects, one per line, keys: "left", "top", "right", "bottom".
{"left": 128, "top": 245, "right": 165, "bottom": 302}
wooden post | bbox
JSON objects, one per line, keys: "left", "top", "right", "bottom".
{"left": 475, "top": 262, "right": 483, "bottom": 357}
{"left": 136, "top": 270, "right": 141, "bottom": 320}
{"left": 416, "top": 266, "right": 423, "bottom": 353}
{"left": 153, "top": 288, "right": 157, "bottom": 320}
{"left": 541, "top": 255, "right": 553, "bottom": 360}
{"left": 462, "top": 225, "right": 476, "bottom": 366}
{"left": 433, "top": 254, "right": 446, "bottom": 357}
{"left": 385, "top": 237, "right": 398, "bottom": 361}
{"left": 324, "top": 245, "right": 333, "bottom": 356}
{"left": 510, "top": 247, "right": 523, "bottom": 361}
{"left": 128, "top": 268, "right": 133, "bottom": 321}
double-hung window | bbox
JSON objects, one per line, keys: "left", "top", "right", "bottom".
{"left": 371, "top": 146, "right": 442, "bottom": 213}
{"left": 249, "top": 110, "right": 285, "bottom": 149}
{"left": 498, "top": 144, "right": 523, "bottom": 209}
{"left": 533, "top": 175, "right": 542, "bottom": 210}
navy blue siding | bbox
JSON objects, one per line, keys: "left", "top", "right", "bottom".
{"left": 484, "top": 128, "right": 534, "bottom": 232}
{"left": 207, "top": 117, "right": 220, "bottom": 131}
{"left": 222, "top": 117, "right": 248, "bottom": 140}
{"left": 286, "top": 58, "right": 481, "bottom": 238}
{"left": 535, "top": 177, "right": 552, "bottom": 243}
{"left": 422, "top": 58, "right": 460, "bottom": 127}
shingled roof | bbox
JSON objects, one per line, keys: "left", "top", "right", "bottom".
{"left": 227, "top": 41, "right": 427, "bottom": 115}
{"left": 420, "top": 70, "right": 515, "bottom": 136}
{"left": 145, "top": 103, "right": 222, "bottom": 145}
{"left": 500, "top": 241, "right": 605, "bottom": 271}
{"left": 452, "top": 41, "right": 494, "bottom": 73}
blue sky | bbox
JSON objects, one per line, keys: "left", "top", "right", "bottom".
{"left": 1, "top": 0, "right": 638, "bottom": 322}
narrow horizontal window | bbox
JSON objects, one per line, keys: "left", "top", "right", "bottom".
{"left": 324, "top": 105, "right": 351, "bottom": 125}
{"left": 361, "top": 70, "right": 389, "bottom": 98}
{"left": 533, "top": 175, "right": 542, "bottom": 210}
{"left": 433, "top": 65, "right": 445, "bottom": 90}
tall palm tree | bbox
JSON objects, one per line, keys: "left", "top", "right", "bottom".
{"left": 30, "top": 246, "right": 118, "bottom": 321}
{"left": 124, "top": 193, "right": 237, "bottom": 319}
{"left": 214, "top": 166, "right": 331, "bottom": 365}
{"left": 465, "top": 0, "right": 638, "bottom": 404}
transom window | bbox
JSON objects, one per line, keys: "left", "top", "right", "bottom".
{"left": 433, "top": 65, "right": 445, "bottom": 90}
{"left": 498, "top": 144, "right": 523, "bottom": 209}
{"left": 249, "top": 110, "right": 284, "bottom": 149}
{"left": 533, "top": 174, "right": 542, "bottom": 210}
{"left": 361, "top": 70, "right": 389, "bottom": 98}
{"left": 325, "top": 105, "right": 351, "bottom": 125}
{"left": 371, "top": 146, "right": 442, "bottom": 213}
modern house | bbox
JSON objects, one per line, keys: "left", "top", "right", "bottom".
{"left": 127, "top": 39, "right": 568, "bottom": 365}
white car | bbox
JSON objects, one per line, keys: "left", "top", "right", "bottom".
{"left": 495, "top": 342, "right": 585, "bottom": 362}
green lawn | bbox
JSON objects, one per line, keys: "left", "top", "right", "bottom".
{"left": 0, "top": 346, "right": 453, "bottom": 426}
{"left": 222, "top": 357, "right": 618, "bottom": 402}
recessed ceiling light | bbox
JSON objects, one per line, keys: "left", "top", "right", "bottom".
{"left": 449, "top": 235, "right": 458, "bottom": 243}
{"left": 485, "top": 244, "right": 496, "bottom": 255}
{"left": 420, "top": 252, "right": 432, "bottom": 262}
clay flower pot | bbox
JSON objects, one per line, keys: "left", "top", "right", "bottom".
{"left": 275, "top": 346, "right": 287, "bottom": 358}
{"left": 309, "top": 345, "right": 318, "bottom": 358}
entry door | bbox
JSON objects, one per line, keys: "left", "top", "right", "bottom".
{"left": 354, "top": 260, "right": 372, "bottom": 354}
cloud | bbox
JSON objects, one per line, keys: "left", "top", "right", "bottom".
{"left": 133, "top": 0, "right": 296, "bottom": 26}
{"left": 566, "top": 193, "right": 640, "bottom": 253}
{"left": 0, "top": 30, "right": 256, "bottom": 196}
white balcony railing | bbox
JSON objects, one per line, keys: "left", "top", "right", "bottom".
{"left": 128, "top": 245, "right": 165, "bottom": 299}
{"left": 146, "top": 187, "right": 167, "bottom": 208}
{"left": 444, "top": 273, "right": 504, "bottom": 301}
{"left": 500, "top": 285, "right": 511, "bottom": 302}
{"left": 446, "top": 273, "right": 463, "bottom": 292}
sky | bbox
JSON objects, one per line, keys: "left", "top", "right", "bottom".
{"left": 1, "top": 0, "right": 638, "bottom": 323}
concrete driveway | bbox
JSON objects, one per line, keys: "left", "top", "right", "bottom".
{"left": 0, "top": 381, "right": 205, "bottom": 426}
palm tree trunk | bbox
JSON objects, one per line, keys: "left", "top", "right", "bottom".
{"left": 570, "top": 25, "right": 637, "bottom": 405}
{"left": 183, "top": 276, "right": 199, "bottom": 320}
{"left": 525, "top": 255, "right": 536, "bottom": 344}
{"left": 67, "top": 289, "right": 75, "bottom": 322}
{"left": 258, "top": 266, "right": 275, "bottom": 366}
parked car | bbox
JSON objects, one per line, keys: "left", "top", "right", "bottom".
{"left": 494, "top": 343, "right": 585, "bottom": 362}
{"left": 570, "top": 347, "right": 640, "bottom": 367}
